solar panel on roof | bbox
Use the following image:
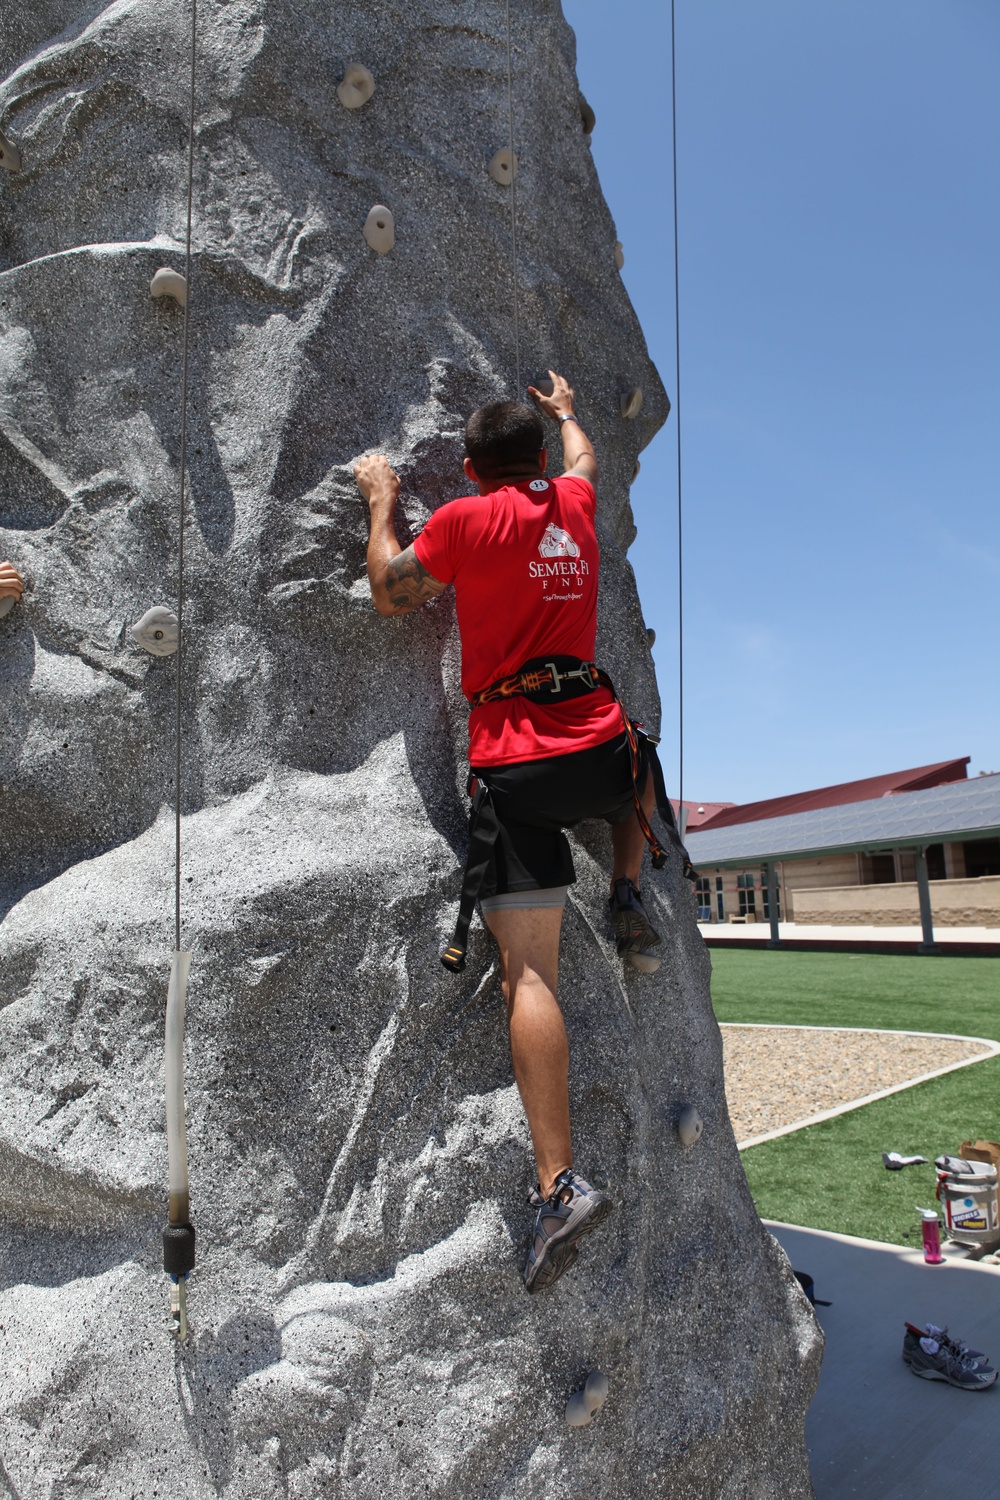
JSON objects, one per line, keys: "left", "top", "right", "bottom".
{"left": 684, "top": 775, "right": 1000, "bottom": 866}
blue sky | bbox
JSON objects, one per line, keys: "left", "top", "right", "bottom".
{"left": 564, "top": 0, "right": 1000, "bottom": 805}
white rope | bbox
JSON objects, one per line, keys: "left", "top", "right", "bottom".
{"left": 174, "top": 0, "right": 197, "bottom": 949}
{"left": 670, "top": 0, "right": 685, "bottom": 819}
{"left": 502, "top": 0, "right": 522, "bottom": 395}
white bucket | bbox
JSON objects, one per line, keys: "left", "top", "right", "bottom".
{"left": 935, "top": 1157, "right": 1000, "bottom": 1247}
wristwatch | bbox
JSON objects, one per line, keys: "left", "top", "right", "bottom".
{"left": 559, "top": 413, "right": 580, "bottom": 425}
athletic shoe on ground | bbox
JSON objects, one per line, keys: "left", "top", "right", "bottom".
{"left": 903, "top": 1322, "right": 990, "bottom": 1369}
{"left": 522, "top": 1168, "right": 613, "bottom": 1294}
{"left": 905, "top": 1331, "right": 997, "bottom": 1389}
{"left": 609, "top": 877, "right": 661, "bottom": 973}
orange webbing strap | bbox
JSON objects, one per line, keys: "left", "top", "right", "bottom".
{"left": 597, "top": 672, "right": 697, "bottom": 883}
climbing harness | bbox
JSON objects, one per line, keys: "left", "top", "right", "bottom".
{"left": 161, "top": 0, "right": 199, "bottom": 1342}
{"left": 441, "top": 656, "right": 696, "bottom": 973}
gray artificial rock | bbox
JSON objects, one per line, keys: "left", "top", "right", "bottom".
{"left": 0, "top": 2, "right": 821, "bottom": 1496}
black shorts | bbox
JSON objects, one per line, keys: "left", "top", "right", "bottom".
{"left": 472, "top": 731, "right": 645, "bottom": 898}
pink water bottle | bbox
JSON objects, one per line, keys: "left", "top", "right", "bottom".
{"left": 918, "top": 1208, "right": 943, "bottom": 1264}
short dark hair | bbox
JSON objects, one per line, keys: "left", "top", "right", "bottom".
{"left": 465, "top": 401, "right": 544, "bottom": 478}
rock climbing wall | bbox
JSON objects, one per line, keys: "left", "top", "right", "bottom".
{"left": 0, "top": 2, "right": 821, "bottom": 1496}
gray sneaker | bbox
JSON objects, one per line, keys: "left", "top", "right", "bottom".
{"left": 609, "top": 877, "right": 661, "bottom": 972}
{"left": 903, "top": 1322, "right": 990, "bottom": 1369}
{"left": 906, "top": 1331, "right": 997, "bottom": 1389}
{"left": 522, "top": 1169, "right": 613, "bottom": 1294}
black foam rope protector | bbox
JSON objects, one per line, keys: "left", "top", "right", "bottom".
{"left": 162, "top": 1222, "right": 196, "bottom": 1276}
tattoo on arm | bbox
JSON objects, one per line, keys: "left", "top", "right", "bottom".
{"left": 385, "top": 547, "right": 446, "bottom": 610}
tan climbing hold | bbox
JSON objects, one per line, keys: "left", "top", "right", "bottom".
{"left": 579, "top": 94, "right": 596, "bottom": 139}
{"left": 150, "top": 268, "right": 188, "bottom": 307}
{"left": 614, "top": 241, "right": 625, "bottom": 271}
{"left": 337, "top": 63, "right": 375, "bottom": 110}
{"left": 489, "top": 148, "right": 518, "bottom": 186}
{"left": 363, "top": 205, "right": 394, "bottom": 254}
{"left": 631, "top": 458, "right": 641, "bottom": 482}
{"left": 620, "top": 387, "right": 643, "bottom": 420}
{"left": 0, "top": 129, "right": 21, "bottom": 173}
{"left": 131, "top": 605, "right": 180, "bottom": 656}
{"left": 565, "top": 1370, "right": 609, "bottom": 1428}
{"left": 677, "top": 1104, "right": 704, "bottom": 1147}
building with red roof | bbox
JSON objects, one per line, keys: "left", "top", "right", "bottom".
{"left": 679, "top": 757, "right": 1000, "bottom": 940}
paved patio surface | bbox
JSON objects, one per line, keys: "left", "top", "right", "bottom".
{"left": 768, "top": 1221, "right": 1000, "bottom": 1499}
{"left": 701, "top": 921, "right": 1000, "bottom": 954}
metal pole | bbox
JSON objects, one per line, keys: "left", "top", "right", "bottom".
{"left": 915, "top": 846, "right": 937, "bottom": 954}
{"left": 765, "top": 860, "right": 781, "bottom": 949}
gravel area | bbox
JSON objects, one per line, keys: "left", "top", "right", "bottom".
{"left": 721, "top": 1024, "right": 995, "bottom": 1145}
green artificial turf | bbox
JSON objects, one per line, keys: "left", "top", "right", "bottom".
{"left": 708, "top": 950, "right": 1000, "bottom": 1246}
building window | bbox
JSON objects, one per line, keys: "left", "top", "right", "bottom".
{"left": 715, "top": 876, "right": 725, "bottom": 921}
{"left": 760, "top": 868, "right": 781, "bottom": 920}
{"left": 964, "top": 839, "right": 1000, "bottom": 878}
{"left": 925, "top": 844, "right": 946, "bottom": 881}
{"left": 737, "top": 873, "right": 756, "bottom": 917}
{"left": 695, "top": 877, "right": 712, "bottom": 921}
{"left": 868, "top": 853, "right": 896, "bottom": 885}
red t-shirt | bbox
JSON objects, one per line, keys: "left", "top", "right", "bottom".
{"left": 412, "top": 473, "right": 622, "bottom": 766}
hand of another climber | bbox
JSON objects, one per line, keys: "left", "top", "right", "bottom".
{"left": 0, "top": 560, "right": 25, "bottom": 601}
{"left": 354, "top": 454, "right": 401, "bottom": 509}
{"left": 528, "top": 369, "right": 576, "bottom": 423}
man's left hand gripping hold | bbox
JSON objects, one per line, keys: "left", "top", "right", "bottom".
{"left": 354, "top": 455, "right": 447, "bottom": 616}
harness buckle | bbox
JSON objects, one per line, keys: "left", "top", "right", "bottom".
{"left": 567, "top": 663, "right": 598, "bottom": 691}
{"left": 543, "top": 661, "right": 597, "bottom": 695}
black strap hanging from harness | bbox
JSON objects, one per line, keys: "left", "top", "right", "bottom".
{"left": 441, "top": 778, "right": 502, "bottom": 973}
{"left": 440, "top": 656, "right": 698, "bottom": 974}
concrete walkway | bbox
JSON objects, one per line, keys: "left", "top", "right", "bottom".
{"left": 768, "top": 1221, "right": 1000, "bottom": 1499}
{"left": 701, "top": 920, "right": 1000, "bottom": 954}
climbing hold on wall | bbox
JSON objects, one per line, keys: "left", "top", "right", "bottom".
{"left": 614, "top": 241, "right": 625, "bottom": 271}
{"left": 363, "top": 205, "right": 394, "bottom": 254}
{"left": 631, "top": 458, "right": 641, "bottom": 482}
{"left": 0, "top": 596, "right": 15, "bottom": 619}
{"left": 565, "top": 1392, "right": 592, "bottom": 1428}
{"left": 584, "top": 1371, "right": 609, "bottom": 1411}
{"left": 677, "top": 1104, "right": 704, "bottom": 1147}
{"left": 579, "top": 94, "right": 596, "bottom": 139}
{"left": 131, "top": 605, "right": 180, "bottom": 656}
{"left": 565, "top": 1370, "right": 609, "bottom": 1427}
{"left": 150, "top": 268, "right": 188, "bottom": 308}
{"left": 337, "top": 63, "right": 375, "bottom": 109}
{"left": 0, "top": 129, "right": 21, "bottom": 172}
{"left": 646, "top": 627, "right": 656, "bottom": 648}
{"left": 620, "top": 387, "right": 643, "bottom": 420}
{"left": 532, "top": 374, "right": 554, "bottom": 398}
{"left": 489, "top": 148, "right": 518, "bottom": 185}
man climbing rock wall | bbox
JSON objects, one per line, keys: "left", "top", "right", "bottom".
{"left": 0, "top": 2, "right": 821, "bottom": 1495}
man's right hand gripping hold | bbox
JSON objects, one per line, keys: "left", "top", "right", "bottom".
{"left": 356, "top": 371, "right": 661, "bottom": 1294}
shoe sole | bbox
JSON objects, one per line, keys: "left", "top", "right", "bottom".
{"left": 624, "top": 950, "right": 660, "bottom": 973}
{"left": 910, "top": 1365, "right": 997, "bottom": 1389}
{"left": 524, "top": 1196, "right": 614, "bottom": 1295}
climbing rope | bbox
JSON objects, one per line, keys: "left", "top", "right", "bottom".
{"left": 502, "top": 0, "right": 522, "bottom": 395}
{"left": 162, "top": 0, "right": 199, "bottom": 1343}
{"left": 669, "top": 0, "right": 686, "bottom": 824}
{"left": 174, "top": 0, "right": 197, "bottom": 944}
